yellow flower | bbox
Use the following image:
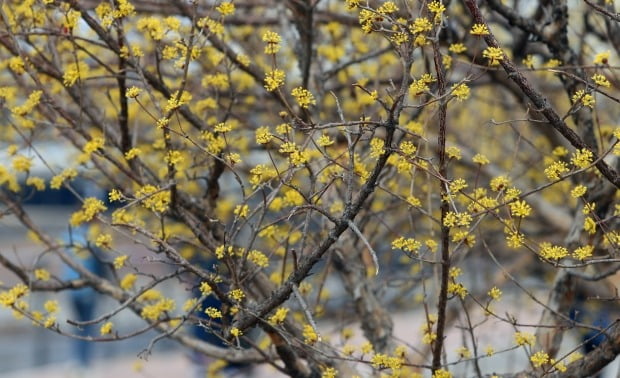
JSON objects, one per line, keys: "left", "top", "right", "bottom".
{"left": 11, "top": 155, "right": 32, "bottom": 172}
{"left": 216, "top": 2, "right": 235, "bottom": 16}
{"left": 509, "top": 200, "right": 532, "bottom": 218}
{"left": 230, "top": 327, "right": 242, "bottom": 337}
{"left": 262, "top": 30, "right": 282, "bottom": 54}
{"left": 570, "top": 185, "right": 587, "bottom": 198}
{"left": 488, "top": 286, "right": 502, "bottom": 300}
{"left": 449, "top": 43, "right": 467, "bottom": 54}
{"left": 572, "top": 90, "right": 595, "bottom": 108}
{"left": 592, "top": 74, "right": 611, "bottom": 88}
{"left": 264, "top": 69, "right": 285, "bottom": 91}
{"left": 233, "top": 204, "right": 249, "bottom": 218}
{"left": 114, "top": 255, "right": 128, "bottom": 269}
{"left": 531, "top": 351, "right": 549, "bottom": 367}
{"left": 573, "top": 245, "right": 594, "bottom": 260}
{"left": 303, "top": 324, "right": 319, "bottom": 344}
{"left": 451, "top": 83, "right": 470, "bottom": 101}
{"left": 291, "top": 87, "right": 316, "bottom": 108}
{"left": 100, "top": 322, "right": 113, "bottom": 335}
{"left": 125, "top": 86, "right": 142, "bottom": 98}
{"left": 470, "top": 23, "right": 489, "bottom": 35}
{"left": 34, "top": 269, "right": 50, "bottom": 281}
{"left": 410, "top": 17, "right": 433, "bottom": 34}
{"left": 120, "top": 273, "right": 137, "bottom": 290}
{"left": 317, "top": 133, "right": 334, "bottom": 147}
{"left": 205, "top": 307, "right": 222, "bottom": 318}
{"left": 570, "top": 148, "right": 593, "bottom": 169}
{"left": 369, "top": 138, "right": 385, "bottom": 158}
{"left": 255, "top": 126, "right": 273, "bottom": 144}
{"left": 472, "top": 153, "right": 490, "bottom": 165}
{"left": 593, "top": 50, "right": 610, "bottom": 65}
{"left": 514, "top": 331, "right": 535, "bottom": 346}
{"left": 482, "top": 47, "right": 504, "bottom": 66}
{"left": 228, "top": 288, "right": 245, "bottom": 301}
{"left": 269, "top": 307, "right": 289, "bottom": 324}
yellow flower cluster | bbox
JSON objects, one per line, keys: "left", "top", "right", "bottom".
{"left": 0, "top": 284, "right": 29, "bottom": 307}
{"left": 11, "top": 90, "right": 42, "bottom": 116}
{"left": 12, "top": 155, "right": 32, "bottom": 172}
{"left": 544, "top": 161, "right": 569, "bottom": 180}
{"left": 451, "top": 83, "right": 470, "bottom": 101}
{"left": 369, "top": 137, "right": 386, "bottom": 158}
{"left": 539, "top": 242, "right": 568, "bottom": 260}
{"left": 70, "top": 197, "right": 107, "bottom": 226}
{"left": 216, "top": 2, "right": 235, "bottom": 16}
{"left": 443, "top": 211, "right": 472, "bottom": 227}
{"left": 262, "top": 31, "right": 282, "bottom": 55}
{"left": 573, "top": 245, "right": 593, "bottom": 260}
{"left": 371, "top": 353, "right": 403, "bottom": 370}
{"left": 488, "top": 286, "right": 502, "bottom": 300}
{"left": 514, "top": 331, "right": 535, "bottom": 346}
{"left": 482, "top": 47, "right": 504, "bottom": 66}
{"left": 264, "top": 69, "right": 286, "bottom": 91}
{"left": 291, "top": 87, "right": 316, "bottom": 108}
{"left": 205, "top": 307, "right": 222, "bottom": 318}
{"left": 269, "top": 307, "right": 289, "bottom": 324}
{"left": 530, "top": 351, "right": 549, "bottom": 367}
{"left": 100, "top": 322, "right": 113, "bottom": 335}
{"left": 572, "top": 90, "right": 595, "bottom": 108}
{"left": 392, "top": 237, "right": 422, "bottom": 252}
{"left": 135, "top": 185, "right": 171, "bottom": 213}
{"left": 470, "top": 23, "right": 489, "bottom": 35}
{"left": 302, "top": 324, "right": 319, "bottom": 345}
{"left": 248, "top": 249, "right": 269, "bottom": 267}
{"left": 509, "top": 200, "right": 532, "bottom": 218}
{"left": 570, "top": 148, "right": 593, "bottom": 168}
{"left": 137, "top": 17, "right": 165, "bottom": 40}
{"left": 141, "top": 298, "right": 175, "bottom": 321}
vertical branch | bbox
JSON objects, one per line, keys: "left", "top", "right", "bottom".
{"left": 287, "top": 0, "right": 314, "bottom": 90}
{"left": 114, "top": 7, "right": 131, "bottom": 156}
{"left": 431, "top": 41, "right": 450, "bottom": 372}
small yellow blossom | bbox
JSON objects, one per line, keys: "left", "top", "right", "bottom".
{"left": 592, "top": 74, "right": 611, "bottom": 88}
{"left": 291, "top": 87, "right": 316, "bottom": 108}
{"left": 114, "top": 255, "right": 128, "bottom": 269}
{"left": 216, "top": 2, "right": 235, "bottom": 16}
{"left": 514, "top": 331, "right": 535, "bottom": 346}
{"left": 451, "top": 83, "right": 470, "bottom": 101}
{"left": 531, "top": 351, "right": 549, "bottom": 367}
{"left": 264, "top": 69, "right": 285, "bottom": 91}
{"left": 572, "top": 90, "right": 595, "bottom": 108}
{"left": 120, "top": 273, "right": 137, "bottom": 290}
{"left": 570, "top": 185, "right": 587, "bottom": 198}
{"left": 262, "top": 31, "right": 282, "bottom": 54}
{"left": 510, "top": 200, "right": 532, "bottom": 218}
{"left": 303, "top": 324, "right": 319, "bottom": 344}
{"left": 125, "top": 86, "right": 142, "bottom": 98}
{"left": 488, "top": 286, "right": 502, "bottom": 300}
{"left": 229, "top": 288, "right": 245, "bottom": 301}
{"left": 472, "top": 153, "right": 490, "bottom": 165}
{"left": 593, "top": 50, "right": 610, "bottom": 65}
{"left": 369, "top": 138, "right": 386, "bottom": 158}
{"left": 482, "top": 47, "right": 504, "bottom": 66}
{"left": 570, "top": 148, "right": 593, "bottom": 168}
{"left": 573, "top": 245, "right": 594, "bottom": 260}
{"left": 34, "top": 269, "right": 51, "bottom": 281}
{"left": 470, "top": 23, "right": 489, "bottom": 35}
{"left": 100, "top": 322, "right": 113, "bottom": 335}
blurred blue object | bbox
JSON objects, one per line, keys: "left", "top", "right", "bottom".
{"left": 62, "top": 225, "right": 107, "bottom": 367}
